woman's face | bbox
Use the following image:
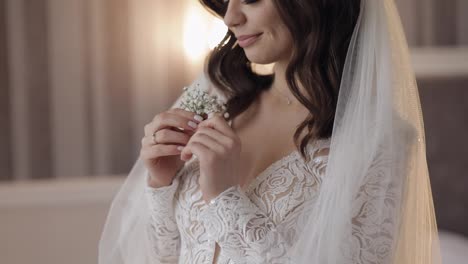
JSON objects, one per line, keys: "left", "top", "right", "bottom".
{"left": 223, "top": 0, "right": 293, "bottom": 64}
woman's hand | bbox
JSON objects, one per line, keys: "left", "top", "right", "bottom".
{"left": 180, "top": 113, "right": 242, "bottom": 203}
{"left": 140, "top": 108, "right": 203, "bottom": 188}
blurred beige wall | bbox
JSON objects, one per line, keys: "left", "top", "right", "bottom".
{"left": 0, "top": 177, "right": 122, "bottom": 264}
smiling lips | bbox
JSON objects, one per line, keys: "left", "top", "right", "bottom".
{"left": 237, "top": 33, "right": 263, "bottom": 48}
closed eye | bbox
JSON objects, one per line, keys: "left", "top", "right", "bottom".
{"left": 221, "top": 0, "right": 260, "bottom": 4}
{"left": 242, "top": 0, "right": 259, "bottom": 3}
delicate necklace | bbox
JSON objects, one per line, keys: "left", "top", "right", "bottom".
{"left": 270, "top": 87, "right": 292, "bottom": 105}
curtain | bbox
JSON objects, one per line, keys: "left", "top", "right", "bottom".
{"left": 0, "top": 0, "right": 466, "bottom": 181}
{"left": 0, "top": 0, "right": 196, "bottom": 181}
{"left": 395, "top": 0, "right": 468, "bottom": 46}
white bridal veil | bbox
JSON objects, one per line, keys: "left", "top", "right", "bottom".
{"left": 98, "top": 0, "right": 440, "bottom": 263}
{"left": 291, "top": 0, "right": 440, "bottom": 263}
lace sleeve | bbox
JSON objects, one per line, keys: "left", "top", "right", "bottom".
{"left": 144, "top": 171, "right": 181, "bottom": 263}
{"left": 199, "top": 151, "right": 329, "bottom": 263}
{"left": 347, "top": 150, "right": 399, "bottom": 263}
{"left": 141, "top": 72, "right": 213, "bottom": 263}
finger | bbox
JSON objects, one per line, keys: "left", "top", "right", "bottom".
{"left": 190, "top": 132, "right": 225, "bottom": 154}
{"left": 180, "top": 141, "right": 211, "bottom": 162}
{"left": 171, "top": 126, "right": 196, "bottom": 136}
{"left": 199, "top": 113, "right": 235, "bottom": 138}
{"left": 194, "top": 127, "right": 232, "bottom": 147}
{"left": 167, "top": 108, "right": 205, "bottom": 122}
{"left": 140, "top": 144, "right": 183, "bottom": 160}
{"left": 141, "top": 129, "right": 191, "bottom": 147}
{"left": 148, "top": 108, "right": 204, "bottom": 135}
{"left": 145, "top": 112, "right": 200, "bottom": 136}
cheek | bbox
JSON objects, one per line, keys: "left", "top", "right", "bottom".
{"left": 276, "top": 22, "right": 292, "bottom": 44}
{"left": 269, "top": 25, "right": 293, "bottom": 55}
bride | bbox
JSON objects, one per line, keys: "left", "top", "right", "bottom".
{"left": 99, "top": 0, "right": 441, "bottom": 263}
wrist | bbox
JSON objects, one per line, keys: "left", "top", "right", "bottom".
{"left": 148, "top": 181, "right": 172, "bottom": 189}
{"left": 147, "top": 173, "right": 172, "bottom": 188}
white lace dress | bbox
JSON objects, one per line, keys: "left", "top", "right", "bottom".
{"left": 144, "top": 138, "right": 331, "bottom": 264}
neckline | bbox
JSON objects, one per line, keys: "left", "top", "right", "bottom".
{"left": 242, "top": 138, "right": 331, "bottom": 195}
{"left": 227, "top": 114, "right": 300, "bottom": 194}
{"left": 242, "top": 148, "right": 301, "bottom": 195}
{"left": 226, "top": 105, "right": 330, "bottom": 195}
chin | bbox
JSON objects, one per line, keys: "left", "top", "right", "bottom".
{"left": 244, "top": 50, "right": 277, "bottom": 65}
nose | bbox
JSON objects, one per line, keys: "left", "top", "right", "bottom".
{"left": 223, "top": 1, "right": 246, "bottom": 28}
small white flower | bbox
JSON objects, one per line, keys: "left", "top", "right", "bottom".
{"left": 179, "top": 82, "right": 229, "bottom": 120}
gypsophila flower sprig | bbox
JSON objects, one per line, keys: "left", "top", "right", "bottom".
{"left": 179, "top": 83, "right": 230, "bottom": 120}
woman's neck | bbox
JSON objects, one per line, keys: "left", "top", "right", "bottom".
{"left": 264, "top": 60, "right": 307, "bottom": 110}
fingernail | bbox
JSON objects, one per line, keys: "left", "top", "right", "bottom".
{"left": 207, "top": 112, "right": 214, "bottom": 119}
{"left": 188, "top": 121, "right": 198, "bottom": 128}
{"left": 194, "top": 115, "right": 203, "bottom": 122}
{"left": 177, "top": 146, "right": 184, "bottom": 151}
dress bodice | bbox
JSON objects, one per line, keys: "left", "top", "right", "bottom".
{"left": 145, "top": 138, "right": 331, "bottom": 264}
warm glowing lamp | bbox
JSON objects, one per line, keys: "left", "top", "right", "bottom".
{"left": 183, "top": 3, "right": 227, "bottom": 63}
{"left": 182, "top": 3, "right": 275, "bottom": 74}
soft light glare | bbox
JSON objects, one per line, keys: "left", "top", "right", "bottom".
{"left": 183, "top": 3, "right": 227, "bottom": 63}
{"left": 208, "top": 18, "right": 228, "bottom": 49}
{"left": 252, "top": 63, "right": 275, "bottom": 74}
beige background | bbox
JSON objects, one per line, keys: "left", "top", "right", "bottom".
{"left": 0, "top": 0, "right": 466, "bottom": 181}
{"left": 0, "top": 0, "right": 467, "bottom": 263}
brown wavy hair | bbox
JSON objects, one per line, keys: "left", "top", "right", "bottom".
{"left": 199, "top": 0, "right": 361, "bottom": 162}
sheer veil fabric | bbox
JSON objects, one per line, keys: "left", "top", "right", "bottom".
{"left": 98, "top": 0, "right": 440, "bottom": 263}
{"left": 291, "top": 0, "right": 440, "bottom": 263}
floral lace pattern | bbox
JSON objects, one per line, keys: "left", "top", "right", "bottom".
{"left": 145, "top": 172, "right": 183, "bottom": 263}
{"left": 145, "top": 139, "right": 331, "bottom": 264}
{"left": 344, "top": 141, "right": 402, "bottom": 264}
{"left": 143, "top": 75, "right": 399, "bottom": 263}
